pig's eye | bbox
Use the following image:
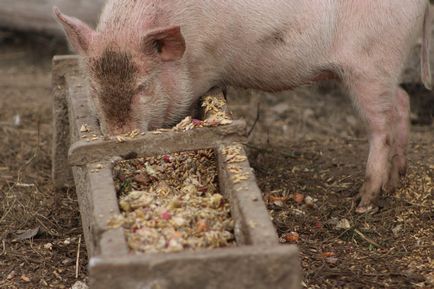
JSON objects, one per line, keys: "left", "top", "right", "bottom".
{"left": 136, "top": 83, "right": 147, "bottom": 92}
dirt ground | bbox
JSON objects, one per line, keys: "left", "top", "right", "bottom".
{"left": 0, "top": 31, "right": 433, "bottom": 289}
{"left": 0, "top": 32, "right": 87, "bottom": 289}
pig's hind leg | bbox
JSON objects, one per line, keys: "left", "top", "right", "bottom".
{"left": 343, "top": 71, "right": 404, "bottom": 213}
{"left": 377, "top": 87, "right": 410, "bottom": 204}
{"left": 380, "top": 87, "right": 411, "bottom": 204}
{"left": 392, "top": 87, "right": 410, "bottom": 177}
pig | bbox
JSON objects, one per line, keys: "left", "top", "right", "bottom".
{"left": 53, "top": 0, "right": 432, "bottom": 213}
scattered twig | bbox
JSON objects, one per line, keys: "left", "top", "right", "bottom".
{"left": 402, "top": 199, "right": 431, "bottom": 208}
{"left": 5, "top": 252, "right": 43, "bottom": 264}
{"left": 346, "top": 199, "right": 356, "bottom": 216}
{"left": 15, "top": 183, "right": 35, "bottom": 188}
{"left": 35, "top": 218, "right": 60, "bottom": 237}
{"left": 0, "top": 199, "right": 16, "bottom": 224}
{"left": 34, "top": 212, "right": 61, "bottom": 234}
{"left": 354, "top": 229, "right": 382, "bottom": 248}
{"left": 15, "top": 150, "right": 38, "bottom": 185}
{"left": 245, "top": 144, "right": 299, "bottom": 159}
{"left": 325, "top": 228, "right": 352, "bottom": 244}
{"left": 1, "top": 239, "right": 5, "bottom": 256}
{"left": 75, "top": 235, "right": 81, "bottom": 279}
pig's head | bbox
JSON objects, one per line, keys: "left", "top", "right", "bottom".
{"left": 53, "top": 7, "right": 192, "bottom": 135}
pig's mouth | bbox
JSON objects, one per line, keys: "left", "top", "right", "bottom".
{"left": 106, "top": 123, "right": 138, "bottom": 136}
{"left": 148, "top": 113, "right": 186, "bottom": 131}
{"left": 151, "top": 98, "right": 197, "bottom": 131}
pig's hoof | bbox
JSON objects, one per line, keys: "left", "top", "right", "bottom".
{"left": 355, "top": 191, "right": 379, "bottom": 214}
{"left": 399, "top": 165, "right": 407, "bottom": 177}
{"left": 382, "top": 180, "right": 398, "bottom": 195}
{"left": 396, "top": 155, "right": 407, "bottom": 177}
{"left": 355, "top": 204, "right": 378, "bottom": 214}
{"left": 384, "top": 158, "right": 402, "bottom": 193}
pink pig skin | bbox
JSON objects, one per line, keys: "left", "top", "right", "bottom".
{"left": 53, "top": 1, "right": 432, "bottom": 213}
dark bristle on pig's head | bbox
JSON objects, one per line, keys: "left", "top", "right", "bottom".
{"left": 89, "top": 48, "right": 138, "bottom": 128}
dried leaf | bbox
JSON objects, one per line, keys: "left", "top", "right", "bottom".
{"left": 392, "top": 224, "right": 403, "bottom": 236}
{"left": 12, "top": 227, "right": 39, "bottom": 242}
{"left": 72, "top": 281, "right": 89, "bottom": 289}
{"left": 7, "top": 271, "right": 15, "bottom": 280}
{"left": 273, "top": 200, "right": 284, "bottom": 207}
{"left": 304, "top": 196, "right": 315, "bottom": 207}
{"left": 20, "top": 275, "right": 31, "bottom": 282}
{"left": 284, "top": 232, "right": 300, "bottom": 243}
{"left": 43, "top": 243, "right": 53, "bottom": 250}
{"left": 80, "top": 124, "right": 89, "bottom": 132}
{"left": 335, "top": 218, "right": 351, "bottom": 230}
{"left": 322, "top": 251, "right": 336, "bottom": 258}
{"left": 293, "top": 193, "right": 305, "bottom": 204}
{"left": 325, "top": 257, "right": 338, "bottom": 265}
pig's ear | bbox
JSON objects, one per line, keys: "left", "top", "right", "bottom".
{"left": 53, "top": 6, "right": 95, "bottom": 54}
{"left": 142, "top": 26, "right": 186, "bottom": 62}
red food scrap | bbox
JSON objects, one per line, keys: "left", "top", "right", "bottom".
{"left": 161, "top": 211, "right": 172, "bottom": 221}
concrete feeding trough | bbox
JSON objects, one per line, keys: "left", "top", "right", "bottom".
{"left": 52, "top": 55, "right": 301, "bottom": 289}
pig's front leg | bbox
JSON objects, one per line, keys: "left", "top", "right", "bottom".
{"left": 348, "top": 79, "right": 405, "bottom": 213}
